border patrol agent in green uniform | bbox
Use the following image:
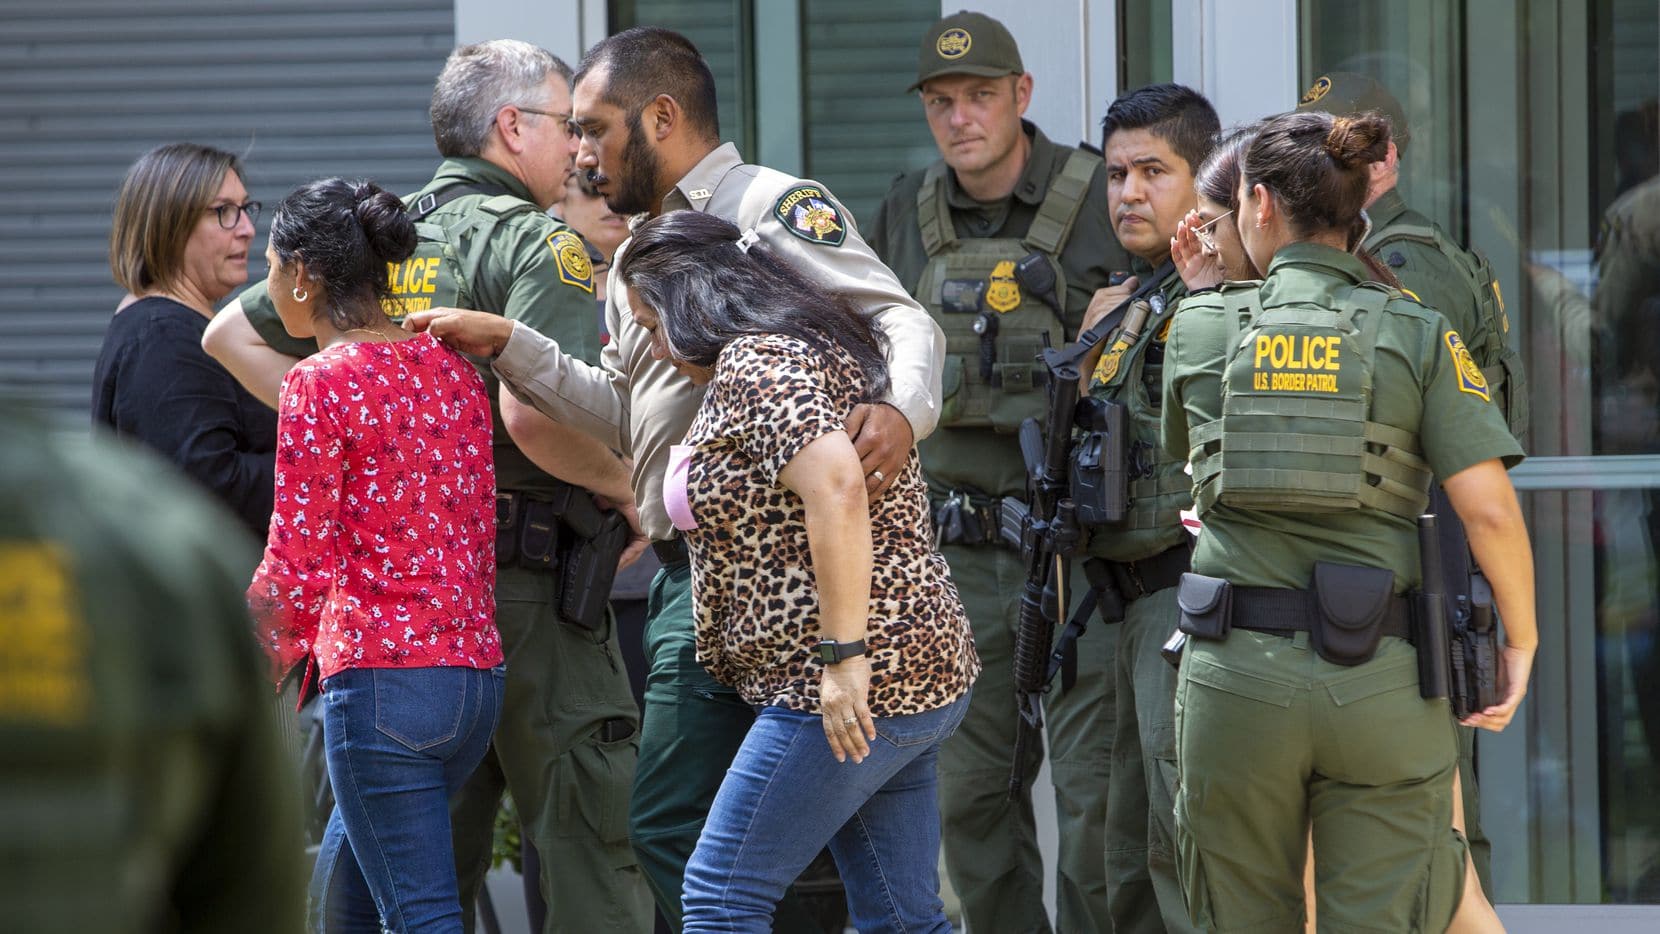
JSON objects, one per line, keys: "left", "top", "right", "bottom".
{"left": 1161, "top": 111, "right": 1534, "bottom": 932}
{"left": 206, "top": 42, "right": 650, "bottom": 934}
{"left": 0, "top": 405, "right": 304, "bottom": 933}
{"left": 867, "top": 12, "right": 1127, "bottom": 930}
{"left": 1297, "top": 72, "right": 1531, "bottom": 893}
{"left": 1077, "top": 84, "right": 1216, "bottom": 934}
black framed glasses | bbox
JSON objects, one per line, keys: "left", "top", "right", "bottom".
{"left": 514, "top": 105, "right": 579, "bottom": 139}
{"left": 206, "top": 201, "right": 261, "bottom": 230}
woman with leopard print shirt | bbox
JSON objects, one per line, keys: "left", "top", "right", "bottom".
{"left": 617, "top": 210, "right": 980, "bottom": 933}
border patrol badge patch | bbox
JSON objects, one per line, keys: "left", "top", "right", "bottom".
{"left": 548, "top": 229, "right": 594, "bottom": 293}
{"left": 986, "top": 260, "right": 1021, "bottom": 312}
{"left": 1445, "top": 330, "right": 1490, "bottom": 401}
{"left": 937, "top": 27, "right": 971, "bottom": 59}
{"left": 1300, "top": 75, "right": 1333, "bottom": 106}
{"left": 774, "top": 186, "right": 847, "bottom": 247}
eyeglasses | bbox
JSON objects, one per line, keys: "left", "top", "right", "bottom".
{"left": 514, "top": 105, "right": 579, "bottom": 139}
{"left": 206, "top": 201, "right": 261, "bottom": 230}
{"left": 1192, "top": 209, "right": 1234, "bottom": 253}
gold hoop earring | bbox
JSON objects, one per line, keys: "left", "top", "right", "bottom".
{"left": 292, "top": 285, "right": 309, "bottom": 303}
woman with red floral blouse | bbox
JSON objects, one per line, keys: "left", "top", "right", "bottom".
{"left": 246, "top": 177, "right": 500, "bottom": 933}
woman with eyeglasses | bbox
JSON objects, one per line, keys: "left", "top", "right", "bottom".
{"left": 94, "top": 142, "right": 277, "bottom": 538}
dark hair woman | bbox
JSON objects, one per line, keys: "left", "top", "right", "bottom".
{"left": 247, "top": 177, "right": 503, "bottom": 932}
{"left": 613, "top": 210, "right": 974, "bottom": 933}
{"left": 93, "top": 143, "right": 276, "bottom": 538}
{"left": 1160, "top": 111, "right": 1532, "bottom": 934}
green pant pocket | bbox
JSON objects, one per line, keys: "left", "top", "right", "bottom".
{"left": 558, "top": 730, "right": 638, "bottom": 847}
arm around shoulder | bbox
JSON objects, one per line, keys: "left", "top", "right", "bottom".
{"left": 201, "top": 296, "right": 298, "bottom": 409}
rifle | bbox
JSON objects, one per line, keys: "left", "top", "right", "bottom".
{"left": 998, "top": 262, "right": 1174, "bottom": 800}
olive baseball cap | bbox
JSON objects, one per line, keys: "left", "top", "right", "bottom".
{"left": 909, "top": 11, "right": 1024, "bottom": 92}
{"left": 1295, "top": 71, "right": 1411, "bottom": 152}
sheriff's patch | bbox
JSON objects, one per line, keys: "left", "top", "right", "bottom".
{"left": 548, "top": 229, "right": 594, "bottom": 293}
{"left": 1445, "top": 330, "right": 1490, "bottom": 401}
{"left": 774, "top": 186, "right": 846, "bottom": 247}
{"left": 1300, "top": 75, "right": 1333, "bottom": 106}
{"left": 937, "top": 27, "right": 972, "bottom": 59}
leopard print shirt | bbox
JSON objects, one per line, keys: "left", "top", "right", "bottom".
{"left": 679, "top": 333, "right": 978, "bottom": 716}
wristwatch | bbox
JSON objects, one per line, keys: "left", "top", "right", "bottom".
{"left": 816, "top": 638, "right": 867, "bottom": 665}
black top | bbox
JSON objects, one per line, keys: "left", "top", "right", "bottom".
{"left": 91, "top": 296, "right": 277, "bottom": 536}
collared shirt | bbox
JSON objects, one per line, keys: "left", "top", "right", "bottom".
{"left": 493, "top": 142, "right": 945, "bottom": 540}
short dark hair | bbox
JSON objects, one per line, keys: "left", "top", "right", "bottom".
{"left": 574, "top": 27, "right": 720, "bottom": 141}
{"left": 269, "top": 178, "right": 418, "bottom": 330}
{"left": 617, "top": 212, "right": 889, "bottom": 400}
{"left": 1101, "top": 83, "right": 1220, "bottom": 175}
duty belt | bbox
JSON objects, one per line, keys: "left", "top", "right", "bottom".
{"left": 652, "top": 536, "right": 689, "bottom": 567}
{"left": 1231, "top": 586, "right": 1415, "bottom": 642}
{"left": 931, "top": 489, "right": 1013, "bottom": 547}
{"left": 1103, "top": 541, "right": 1191, "bottom": 601}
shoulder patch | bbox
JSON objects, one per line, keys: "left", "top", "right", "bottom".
{"left": 1399, "top": 287, "right": 1423, "bottom": 304}
{"left": 1299, "top": 75, "right": 1333, "bottom": 106}
{"left": 773, "top": 185, "right": 847, "bottom": 247}
{"left": 547, "top": 229, "right": 594, "bottom": 293}
{"left": 1444, "top": 330, "right": 1490, "bottom": 402}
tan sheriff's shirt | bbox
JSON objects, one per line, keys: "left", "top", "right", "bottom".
{"left": 492, "top": 143, "right": 944, "bottom": 540}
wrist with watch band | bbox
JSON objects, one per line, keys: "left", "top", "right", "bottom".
{"left": 816, "top": 637, "right": 867, "bottom": 665}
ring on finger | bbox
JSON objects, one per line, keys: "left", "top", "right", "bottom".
{"left": 871, "top": 469, "right": 885, "bottom": 483}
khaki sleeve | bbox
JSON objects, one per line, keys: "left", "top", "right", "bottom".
{"left": 490, "top": 319, "right": 630, "bottom": 455}
{"left": 237, "top": 280, "right": 318, "bottom": 358}
{"left": 752, "top": 187, "right": 945, "bottom": 442}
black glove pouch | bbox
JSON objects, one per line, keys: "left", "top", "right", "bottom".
{"left": 1176, "top": 572, "right": 1233, "bottom": 640}
{"left": 1312, "top": 562, "right": 1394, "bottom": 667}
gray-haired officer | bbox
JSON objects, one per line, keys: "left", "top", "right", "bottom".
{"left": 203, "top": 40, "right": 651, "bottom": 933}
{"left": 866, "top": 11, "right": 1127, "bottom": 931}
{"left": 0, "top": 405, "right": 305, "bottom": 933}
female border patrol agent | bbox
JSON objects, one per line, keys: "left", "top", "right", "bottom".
{"left": 1160, "top": 111, "right": 1537, "bottom": 932}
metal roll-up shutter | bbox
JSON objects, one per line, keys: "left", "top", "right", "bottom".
{"left": 0, "top": 0, "right": 454, "bottom": 419}
{"left": 801, "top": 0, "right": 939, "bottom": 226}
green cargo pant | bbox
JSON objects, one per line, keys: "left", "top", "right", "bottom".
{"left": 1459, "top": 725, "right": 1491, "bottom": 894}
{"left": 452, "top": 564, "right": 653, "bottom": 934}
{"left": 1174, "top": 631, "right": 1465, "bottom": 933}
{"left": 1105, "top": 584, "right": 1199, "bottom": 934}
{"left": 628, "top": 561, "right": 819, "bottom": 931}
{"left": 938, "top": 544, "right": 1115, "bottom": 934}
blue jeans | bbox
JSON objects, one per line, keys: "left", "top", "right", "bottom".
{"left": 309, "top": 664, "right": 504, "bottom": 933}
{"left": 681, "top": 690, "right": 971, "bottom": 933}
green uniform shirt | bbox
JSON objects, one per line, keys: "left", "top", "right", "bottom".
{"left": 1082, "top": 259, "right": 1192, "bottom": 563}
{"left": 238, "top": 157, "right": 601, "bottom": 495}
{"left": 869, "top": 122, "right": 1127, "bottom": 497}
{"left": 1595, "top": 176, "right": 1660, "bottom": 383}
{"left": 1367, "top": 189, "right": 1488, "bottom": 343}
{"left": 1162, "top": 243, "right": 1524, "bottom": 592}
{"left": 0, "top": 407, "right": 303, "bottom": 932}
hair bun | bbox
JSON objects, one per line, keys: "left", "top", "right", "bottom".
{"left": 349, "top": 180, "right": 417, "bottom": 264}
{"left": 1323, "top": 113, "right": 1391, "bottom": 169}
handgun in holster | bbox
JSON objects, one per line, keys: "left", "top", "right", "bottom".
{"left": 544, "top": 485, "right": 629, "bottom": 632}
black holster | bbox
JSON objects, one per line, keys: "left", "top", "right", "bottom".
{"left": 1450, "top": 575, "right": 1502, "bottom": 718}
{"left": 1070, "top": 397, "right": 1128, "bottom": 527}
{"left": 497, "top": 488, "right": 628, "bottom": 631}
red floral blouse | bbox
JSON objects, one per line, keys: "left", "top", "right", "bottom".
{"left": 248, "top": 333, "right": 501, "bottom": 683}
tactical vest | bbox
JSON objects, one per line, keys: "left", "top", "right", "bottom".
{"left": 377, "top": 182, "right": 541, "bottom": 322}
{"left": 1087, "top": 284, "right": 1193, "bottom": 535}
{"left": 1187, "top": 282, "right": 1434, "bottom": 520}
{"left": 1367, "top": 218, "right": 1528, "bottom": 439}
{"left": 914, "top": 149, "right": 1097, "bottom": 432}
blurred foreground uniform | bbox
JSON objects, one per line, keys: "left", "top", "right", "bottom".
{"left": 0, "top": 406, "right": 304, "bottom": 933}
